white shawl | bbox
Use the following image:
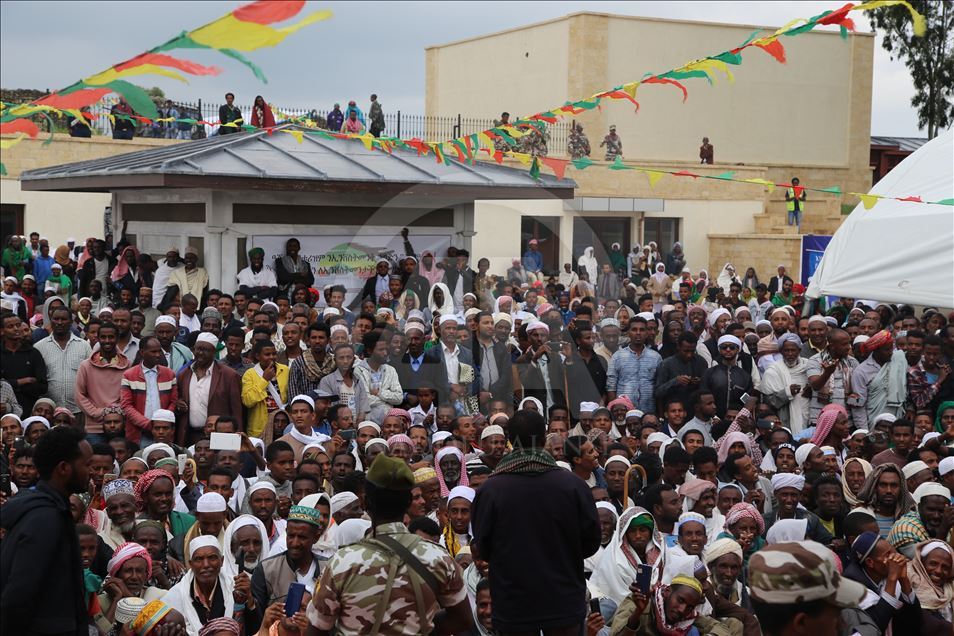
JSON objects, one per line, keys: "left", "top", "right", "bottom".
{"left": 578, "top": 247, "right": 598, "bottom": 282}
{"left": 761, "top": 357, "right": 810, "bottom": 435}
{"left": 428, "top": 282, "right": 455, "bottom": 316}
{"left": 162, "top": 570, "right": 234, "bottom": 635}
{"left": 590, "top": 507, "right": 662, "bottom": 604}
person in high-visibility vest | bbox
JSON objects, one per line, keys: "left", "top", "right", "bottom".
{"left": 785, "top": 177, "right": 807, "bottom": 227}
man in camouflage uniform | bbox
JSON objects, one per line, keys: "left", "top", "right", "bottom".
{"left": 567, "top": 121, "right": 591, "bottom": 160}
{"left": 369, "top": 94, "right": 385, "bottom": 138}
{"left": 600, "top": 125, "right": 623, "bottom": 161}
{"left": 518, "top": 125, "right": 549, "bottom": 157}
{"left": 493, "top": 112, "right": 513, "bottom": 154}
{"left": 307, "top": 455, "right": 472, "bottom": 635}
{"left": 746, "top": 541, "right": 867, "bottom": 636}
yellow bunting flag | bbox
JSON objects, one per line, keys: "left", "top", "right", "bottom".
{"left": 854, "top": 193, "right": 882, "bottom": 210}
{"left": 642, "top": 170, "right": 666, "bottom": 188}
{"left": 0, "top": 134, "right": 26, "bottom": 149}
{"left": 189, "top": 10, "right": 332, "bottom": 51}
{"left": 743, "top": 178, "right": 776, "bottom": 193}
{"left": 84, "top": 65, "right": 188, "bottom": 86}
{"left": 282, "top": 129, "right": 304, "bottom": 144}
{"left": 856, "top": 0, "right": 926, "bottom": 36}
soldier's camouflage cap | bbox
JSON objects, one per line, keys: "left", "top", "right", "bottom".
{"left": 367, "top": 454, "right": 415, "bottom": 491}
{"left": 748, "top": 541, "right": 866, "bottom": 607}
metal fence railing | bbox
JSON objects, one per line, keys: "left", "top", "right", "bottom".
{"left": 36, "top": 97, "right": 577, "bottom": 156}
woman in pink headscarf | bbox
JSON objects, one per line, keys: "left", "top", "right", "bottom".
{"left": 110, "top": 245, "right": 143, "bottom": 297}
{"left": 418, "top": 250, "right": 444, "bottom": 286}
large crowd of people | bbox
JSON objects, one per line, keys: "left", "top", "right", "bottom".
{"left": 1, "top": 227, "right": 953, "bottom": 636}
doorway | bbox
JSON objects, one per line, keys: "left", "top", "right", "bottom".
{"left": 642, "top": 217, "right": 680, "bottom": 260}
{"left": 572, "top": 216, "right": 630, "bottom": 274}
{"left": 1, "top": 204, "right": 25, "bottom": 248}
{"left": 520, "top": 216, "right": 561, "bottom": 275}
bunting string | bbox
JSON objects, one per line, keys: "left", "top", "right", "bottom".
{"left": 0, "top": 0, "right": 938, "bottom": 210}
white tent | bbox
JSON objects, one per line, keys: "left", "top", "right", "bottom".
{"left": 806, "top": 129, "right": 954, "bottom": 307}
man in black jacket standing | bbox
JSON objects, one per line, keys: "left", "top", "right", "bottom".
{"left": 472, "top": 410, "right": 600, "bottom": 635}
{"left": 1, "top": 426, "right": 92, "bottom": 635}
{"left": 443, "top": 249, "right": 476, "bottom": 312}
{"left": 218, "top": 92, "right": 243, "bottom": 135}
{"left": 701, "top": 334, "right": 753, "bottom": 419}
{"left": 473, "top": 312, "right": 512, "bottom": 408}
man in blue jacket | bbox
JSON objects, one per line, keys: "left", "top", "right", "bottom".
{"left": 522, "top": 238, "right": 544, "bottom": 284}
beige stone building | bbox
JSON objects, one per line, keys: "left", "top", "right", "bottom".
{"left": 427, "top": 11, "right": 875, "bottom": 282}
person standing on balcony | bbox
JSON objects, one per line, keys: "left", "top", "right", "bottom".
{"left": 218, "top": 92, "right": 243, "bottom": 135}
{"left": 493, "top": 112, "right": 512, "bottom": 153}
{"left": 326, "top": 103, "right": 344, "bottom": 132}
{"left": 700, "top": 136, "right": 714, "bottom": 164}
{"left": 111, "top": 99, "right": 137, "bottom": 140}
{"left": 600, "top": 125, "right": 623, "bottom": 161}
{"left": 568, "top": 121, "right": 590, "bottom": 159}
{"left": 369, "top": 94, "right": 385, "bottom": 138}
{"left": 250, "top": 95, "right": 276, "bottom": 129}
{"left": 341, "top": 103, "right": 365, "bottom": 134}
{"left": 785, "top": 177, "right": 807, "bottom": 227}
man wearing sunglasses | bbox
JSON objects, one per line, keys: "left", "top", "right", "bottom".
{"left": 701, "top": 334, "right": 753, "bottom": 419}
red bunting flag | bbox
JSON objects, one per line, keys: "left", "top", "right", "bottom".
{"left": 541, "top": 157, "right": 569, "bottom": 180}
{"left": 232, "top": 0, "right": 306, "bottom": 24}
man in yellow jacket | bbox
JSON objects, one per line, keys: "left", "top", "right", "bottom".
{"left": 242, "top": 338, "right": 289, "bottom": 438}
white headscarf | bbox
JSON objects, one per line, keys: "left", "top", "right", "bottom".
{"left": 590, "top": 507, "right": 663, "bottom": 604}
{"left": 220, "top": 514, "right": 271, "bottom": 579}
{"left": 578, "top": 247, "right": 598, "bottom": 282}
{"left": 427, "top": 282, "right": 454, "bottom": 315}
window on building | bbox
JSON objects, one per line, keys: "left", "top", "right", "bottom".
{"left": 0, "top": 204, "right": 25, "bottom": 247}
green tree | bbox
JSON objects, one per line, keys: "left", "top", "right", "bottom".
{"left": 870, "top": 0, "right": 954, "bottom": 138}
{"left": 146, "top": 86, "right": 166, "bottom": 101}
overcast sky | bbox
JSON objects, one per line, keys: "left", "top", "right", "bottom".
{"left": 0, "top": 1, "right": 923, "bottom": 137}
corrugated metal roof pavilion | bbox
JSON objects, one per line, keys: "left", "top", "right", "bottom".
{"left": 20, "top": 123, "right": 574, "bottom": 199}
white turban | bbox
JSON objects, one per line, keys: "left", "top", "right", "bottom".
{"left": 526, "top": 321, "right": 549, "bottom": 334}
{"left": 196, "top": 492, "right": 227, "bottom": 513}
{"left": 155, "top": 315, "right": 177, "bottom": 327}
{"left": 290, "top": 394, "right": 315, "bottom": 410}
{"left": 704, "top": 537, "right": 743, "bottom": 565}
{"left": 902, "top": 460, "right": 930, "bottom": 480}
{"left": 480, "top": 425, "right": 505, "bottom": 440}
{"left": 357, "top": 421, "right": 381, "bottom": 434}
{"left": 794, "top": 443, "right": 817, "bottom": 467}
{"left": 579, "top": 402, "right": 600, "bottom": 416}
{"left": 596, "top": 501, "right": 619, "bottom": 519}
{"left": 771, "top": 473, "right": 805, "bottom": 492}
{"left": 150, "top": 409, "right": 176, "bottom": 423}
{"left": 439, "top": 314, "right": 462, "bottom": 326}
{"left": 187, "top": 534, "right": 222, "bottom": 560}
{"left": 141, "top": 443, "right": 175, "bottom": 460}
{"left": 646, "top": 432, "right": 672, "bottom": 447}
{"left": 604, "top": 455, "right": 631, "bottom": 469}
{"left": 330, "top": 492, "right": 359, "bottom": 515}
{"left": 448, "top": 486, "right": 476, "bottom": 503}
{"left": 195, "top": 332, "right": 219, "bottom": 346}
{"left": 708, "top": 308, "right": 730, "bottom": 327}
{"left": 330, "top": 324, "right": 349, "bottom": 335}
{"left": 716, "top": 335, "right": 742, "bottom": 349}
{"left": 492, "top": 312, "right": 513, "bottom": 326}
{"left": 247, "top": 481, "right": 277, "bottom": 497}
